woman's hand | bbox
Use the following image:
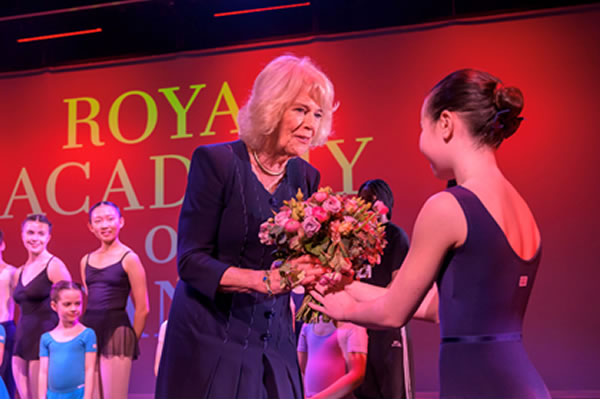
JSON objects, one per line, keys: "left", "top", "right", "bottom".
{"left": 268, "top": 255, "right": 325, "bottom": 295}
{"left": 308, "top": 287, "right": 357, "bottom": 322}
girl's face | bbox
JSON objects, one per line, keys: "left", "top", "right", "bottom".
{"left": 418, "top": 97, "right": 453, "bottom": 180}
{"left": 88, "top": 205, "right": 123, "bottom": 243}
{"left": 52, "top": 289, "right": 83, "bottom": 324}
{"left": 21, "top": 220, "right": 51, "bottom": 255}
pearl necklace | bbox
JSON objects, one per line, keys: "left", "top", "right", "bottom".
{"left": 252, "top": 150, "right": 286, "bottom": 176}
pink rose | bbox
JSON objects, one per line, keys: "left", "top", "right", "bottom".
{"left": 322, "top": 196, "right": 342, "bottom": 214}
{"left": 274, "top": 208, "right": 291, "bottom": 227}
{"left": 313, "top": 191, "right": 328, "bottom": 203}
{"left": 373, "top": 200, "right": 389, "bottom": 216}
{"left": 302, "top": 216, "right": 321, "bottom": 238}
{"left": 284, "top": 219, "right": 301, "bottom": 233}
{"left": 303, "top": 206, "right": 313, "bottom": 218}
{"left": 344, "top": 198, "right": 358, "bottom": 213}
{"left": 312, "top": 206, "right": 329, "bottom": 223}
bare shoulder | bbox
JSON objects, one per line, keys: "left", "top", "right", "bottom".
{"left": 47, "top": 256, "right": 72, "bottom": 282}
{"left": 414, "top": 191, "right": 467, "bottom": 248}
{"left": 79, "top": 253, "right": 90, "bottom": 265}
{"left": 48, "top": 256, "right": 67, "bottom": 270}
{"left": 419, "top": 191, "right": 464, "bottom": 223}
{"left": 2, "top": 264, "right": 17, "bottom": 274}
{"left": 122, "top": 248, "right": 144, "bottom": 272}
{"left": 79, "top": 254, "right": 88, "bottom": 272}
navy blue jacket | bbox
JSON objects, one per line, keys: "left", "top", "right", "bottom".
{"left": 156, "top": 140, "right": 320, "bottom": 398}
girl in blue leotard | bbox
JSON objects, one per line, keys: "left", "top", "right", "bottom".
{"left": 39, "top": 281, "right": 97, "bottom": 399}
{"left": 0, "top": 325, "right": 10, "bottom": 399}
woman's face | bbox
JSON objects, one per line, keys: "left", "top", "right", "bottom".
{"left": 274, "top": 88, "right": 323, "bottom": 158}
{"left": 21, "top": 220, "right": 51, "bottom": 255}
{"left": 88, "top": 204, "right": 123, "bottom": 243}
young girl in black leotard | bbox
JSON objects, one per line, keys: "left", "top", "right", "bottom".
{"left": 312, "top": 69, "right": 549, "bottom": 398}
{"left": 12, "top": 214, "right": 71, "bottom": 398}
{"left": 80, "top": 202, "right": 149, "bottom": 399}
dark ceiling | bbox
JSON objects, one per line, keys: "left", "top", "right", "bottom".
{"left": 1, "top": 0, "right": 598, "bottom": 74}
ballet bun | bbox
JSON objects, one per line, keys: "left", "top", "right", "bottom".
{"left": 427, "top": 69, "right": 525, "bottom": 148}
{"left": 492, "top": 84, "right": 524, "bottom": 140}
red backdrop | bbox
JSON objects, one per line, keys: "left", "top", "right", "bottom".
{"left": 1, "top": 5, "right": 599, "bottom": 397}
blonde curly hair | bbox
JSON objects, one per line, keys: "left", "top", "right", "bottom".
{"left": 238, "top": 54, "right": 337, "bottom": 151}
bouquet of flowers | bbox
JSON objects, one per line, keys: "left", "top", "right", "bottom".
{"left": 259, "top": 186, "right": 388, "bottom": 323}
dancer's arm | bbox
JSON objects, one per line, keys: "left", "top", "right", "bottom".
{"left": 309, "top": 352, "right": 366, "bottom": 399}
{"left": 84, "top": 351, "right": 96, "bottom": 399}
{"left": 38, "top": 356, "right": 49, "bottom": 399}
{"left": 297, "top": 324, "right": 309, "bottom": 375}
{"left": 79, "top": 256, "right": 88, "bottom": 293}
{"left": 83, "top": 329, "right": 97, "bottom": 399}
{"left": 342, "top": 280, "right": 438, "bottom": 322}
{"left": 123, "top": 252, "right": 150, "bottom": 340}
{"left": 312, "top": 192, "right": 463, "bottom": 328}
{"left": 154, "top": 321, "right": 168, "bottom": 376}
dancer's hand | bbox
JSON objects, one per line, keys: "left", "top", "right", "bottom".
{"left": 317, "top": 269, "right": 355, "bottom": 293}
{"left": 308, "top": 287, "right": 357, "bottom": 322}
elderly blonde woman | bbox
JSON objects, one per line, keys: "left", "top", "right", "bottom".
{"left": 155, "top": 55, "right": 336, "bottom": 398}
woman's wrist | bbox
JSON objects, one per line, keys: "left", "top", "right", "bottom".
{"left": 255, "top": 268, "right": 289, "bottom": 296}
{"left": 262, "top": 270, "right": 274, "bottom": 296}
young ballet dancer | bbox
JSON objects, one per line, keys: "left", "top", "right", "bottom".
{"left": 39, "top": 281, "right": 97, "bottom": 399}
{"left": 13, "top": 214, "right": 72, "bottom": 398}
{"left": 312, "top": 69, "right": 550, "bottom": 398}
{"left": 0, "top": 324, "right": 10, "bottom": 398}
{"left": 80, "top": 201, "right": 149, "bottom": 398}
{"left": 297, "top": 318, "right": 368, "bottom": 398}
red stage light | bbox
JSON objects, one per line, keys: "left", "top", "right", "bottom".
{"left": 17, "top": 28, "right": 103, "bottom": 43}
{"left": 214, "top": 2, "right": 311, "bottom": 18}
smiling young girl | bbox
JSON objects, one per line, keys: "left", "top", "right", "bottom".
{"left": 80, "top": 201, "right": 149, "bottom": 398}
{"left": 39, "top": 281, "right": 97, "bottom": 399}
{"left": 312, "top": 69, "right": 549, "bottom": 398}
{"left": 12, "top": 214, "right": 71, "bottom": 398}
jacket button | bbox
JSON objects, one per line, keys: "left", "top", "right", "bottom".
{"left": 260, "top": 333, "right": 273, "bottom": 341}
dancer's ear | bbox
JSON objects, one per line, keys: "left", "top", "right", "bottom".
{"left": 438, "top": 110, "right": 454, "bottom": 143}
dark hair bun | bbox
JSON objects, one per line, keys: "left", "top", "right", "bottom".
{"left": 493, "top": 85, "right": 524, "bottom": 140}
{"left": 428, "top": 69, "right": 525, "bottom": 148}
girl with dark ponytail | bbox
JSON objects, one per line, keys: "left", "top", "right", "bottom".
{"left": 311, "top": 69, "right": 549, "bottom": 398}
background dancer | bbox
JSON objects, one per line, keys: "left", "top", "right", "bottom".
{"left": 13, "top": 215, "right": 71, "bottom": 398}
{"left": 80, "top": 201, "right": 149, "bottom": 399}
